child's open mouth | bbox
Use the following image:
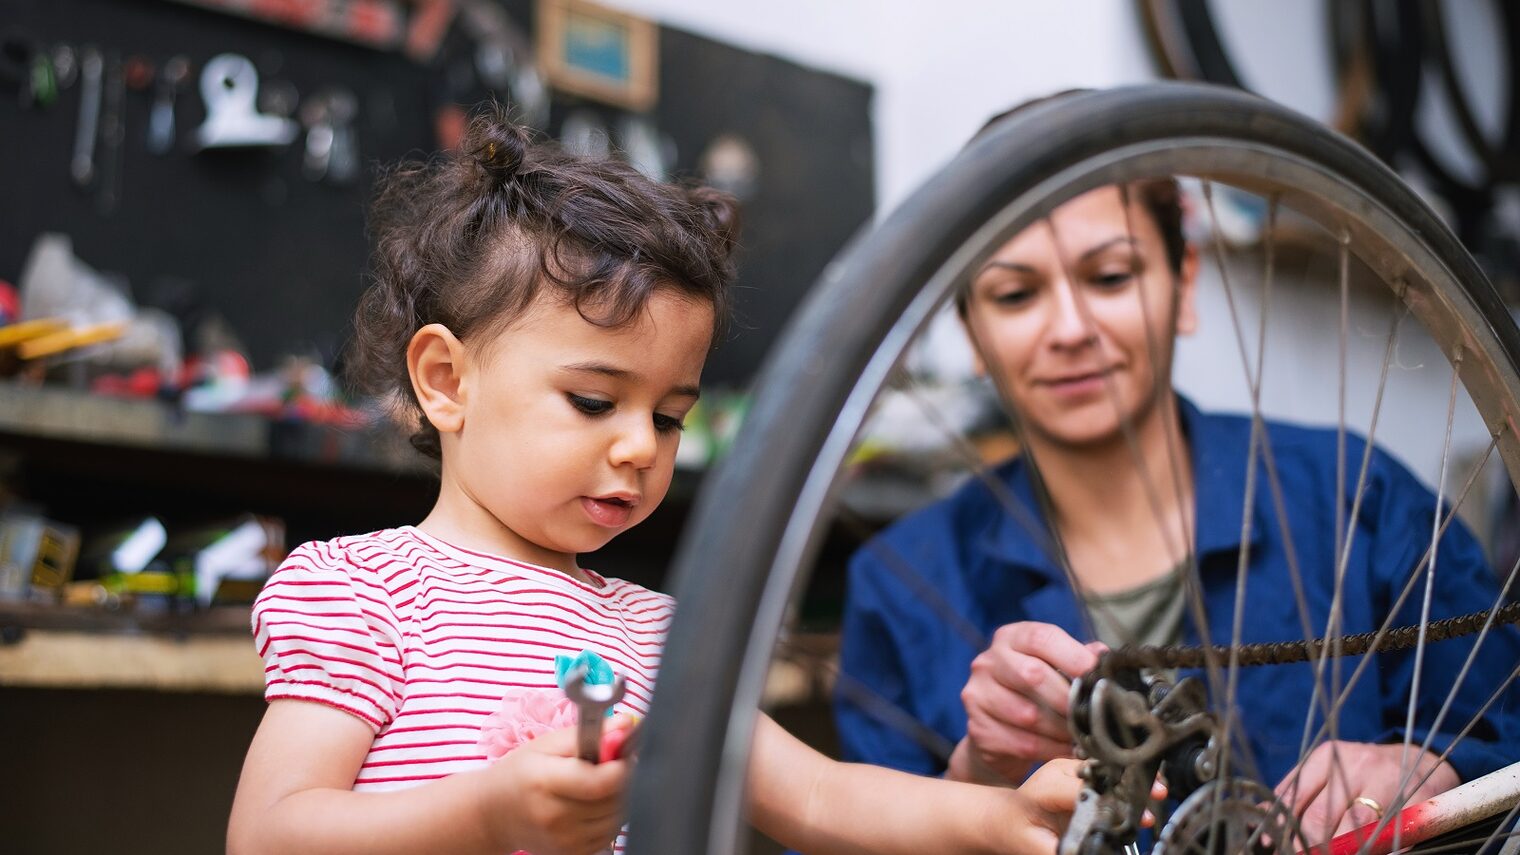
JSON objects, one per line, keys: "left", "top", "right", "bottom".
{"left": 582, "top": 495, "right": 634, "bottom": 528}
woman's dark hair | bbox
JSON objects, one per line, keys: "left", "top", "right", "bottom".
{"left": 957, "top": 89, "right": 1187, "bottom": 313}
{"left": 351, "top": 103, "right": 741, "bottom": 459}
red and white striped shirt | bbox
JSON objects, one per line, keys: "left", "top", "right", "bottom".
{"left": 251, "top": 526, "right": 673, "bottom": 794}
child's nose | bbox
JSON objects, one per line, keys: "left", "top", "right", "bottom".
{"left": 609, "top": 418, "right": 659, "bottom": 469}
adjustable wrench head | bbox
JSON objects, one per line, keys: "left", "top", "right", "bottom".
{"left": 564, "top": 668, "right": 627, "bottom": 713}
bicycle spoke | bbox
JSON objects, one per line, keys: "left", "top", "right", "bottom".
{"left": 837, "top": 504, "right": 988, "bottom": 651}
{"left": 831, "top": 390, "right": 1098, "bottom": 756}
{"left": 1304, "top": 296, "right": 1410, "bottom": 765}
{"left": 881, "top": 370, "right": 1128, "bottom": 654}
{"left": 1333, "top": 226, "right": 1351, "bottom": 749}
{"left": 1251, "top": 434, "right": 1500, "bottom": 842}
{"left": 1282, "top": 286, "right": 1410, "bottom": 827}
{"left": 1197, "top": 180, "right": 1272, "bottom": 816}
{"left": 1355, "top": 747, "right": 1520, "bottom": 855}
{"left": 1493, "top": 803, "right": 1520, "bottom": 855}
{"left": 776, "top": 634, "right": 958, "bottom": 765}
{"left": 1037, "top": 206, "right": 1220, "bottom": 680}
{"left": 1190, "top": 182, "right": 1507, "bottom": 841}
{"left": 1312, "top": 430, "right": 1498, "bottom": 733}
{"left": 1198, "top": 181, "right": 1338, "bottom": 793}
{"left": 1353, "top": 553, "right": 1520, "bottom": 854}
{"left": 634, "top": 86, "right": 1520, "bottom": 855}
{"left": 1118, "top": 179, "right": 1204, "bottom": 639}
{"left": 1391, "top": 827, "right": 1520, "bottom": 855}
{"left": 1395, "top": 351, "right": 1464, "bottom": 850}
{"left": 1472, "top": 801, "right": 1520, "bottom": 855}
{"left": 1279, "top": 294, "right": 1410, "bottom": 815}
{"left": 896, "top": 377, "right": 1071, "bottom": 589}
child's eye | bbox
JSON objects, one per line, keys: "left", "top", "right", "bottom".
{"left": 653, "top": 413, "right": 685, "bottom": 433}
{"left": 568, "top": 394, "right": 613, "bottom": 416}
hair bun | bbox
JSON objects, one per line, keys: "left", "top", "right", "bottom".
{"left": 466, "top": 108, "right": 531, "bottom": 188}
{"left": 688, "top": 185, "right": 742, "bottom": 259}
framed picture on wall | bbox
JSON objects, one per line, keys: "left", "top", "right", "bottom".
{"left": 536, "top": 0, "right": 658, "bottom": 112}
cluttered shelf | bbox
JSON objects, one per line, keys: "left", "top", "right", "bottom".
{"left": 0, "top": 600, "right": 263, "bottom": 694}
{"left": 0, "top": 599, "right": 837, "bottom": 706}
{"left": 0, "top": 380, "right": 426, "bottom": 476}
{"left": 0, "top": 597, "right": 248, "bottom": 635}
{"left": 0, "top": 382, "right": 982, "bottom": 639}
{"left": 0, "top": 378, "right": 949, "bottom": 696}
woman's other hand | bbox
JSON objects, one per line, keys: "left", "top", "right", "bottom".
{"left": 1275, "top": 740, "right": 1460, "bottom": 844}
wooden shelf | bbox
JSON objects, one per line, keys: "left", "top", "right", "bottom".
{"left": 0, "top": 602, "right": 835, "bottom": 705}
{"left": 0, "top": 382, "right": 426, "bottom": 476}
{"left": 0, "top": 600, "right": 251, "bottom": 636}
{"left": 0, "top": 600, "right": 266, "bottom": 694}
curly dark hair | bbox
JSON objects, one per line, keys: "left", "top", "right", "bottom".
{"left": 350, "top": 104, "right": 741, "bottom": 459}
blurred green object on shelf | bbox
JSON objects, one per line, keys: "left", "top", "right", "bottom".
{"left": 672, "top": 389, "right": 751, "bottom": 471}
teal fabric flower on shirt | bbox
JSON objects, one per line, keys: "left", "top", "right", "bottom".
{"left": 555, "top": 649, "right": 618, "bottom": 717}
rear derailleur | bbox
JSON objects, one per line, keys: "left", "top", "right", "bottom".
{"left": 1058, "top": 661, "right": 1304, "bottom": 855}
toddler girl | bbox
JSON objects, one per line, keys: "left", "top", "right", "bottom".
{"left": 227, "top": 106, "right": 1081, "bottom": 855}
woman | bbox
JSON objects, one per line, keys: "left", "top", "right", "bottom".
{"left": 835, "top": 159, "right": 1520, "bottom": 845}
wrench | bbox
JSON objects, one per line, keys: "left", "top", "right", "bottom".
{"left": 562, "top": 667, "right": 625, "bottom": 764}
{"left": 96, "top": 51, "right": 125, "bottom": 214}
{"left": 147, "top": 55, "right": 188, "bottom": 155}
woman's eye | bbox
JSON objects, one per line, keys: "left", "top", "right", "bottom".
{"left": 653, "top": 413, "right": 686, "bottom": 433}
{"left": 1092, "top": 271, "right": 1134, "bottom": 288}
{"left": 991, "top": 289, "right": 1034, "bottom": 306}
{"left": 568, "top": 394, "right": 613, "bottom": 416}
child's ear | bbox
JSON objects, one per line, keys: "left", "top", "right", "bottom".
{"left": 408, "top": 323, "right": 469, "bottom": 434}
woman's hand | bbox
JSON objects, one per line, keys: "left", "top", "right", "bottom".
{"left": 950, "top": 621, "right": 1104, "bottom": 785}
{"left": 1274, "top": 741, "right": 1460, "bottom": 844}
{"left": 482, "top": 717, "right": 636, "bottom": 855}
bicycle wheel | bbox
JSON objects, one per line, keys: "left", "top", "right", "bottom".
{"left": 628, "top": 83, "right": 1520, "bottom": 854}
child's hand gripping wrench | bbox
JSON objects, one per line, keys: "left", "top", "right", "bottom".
{"left": 563, "top": 667, "right": 626, "bottom": 764}
{"left": 564, "top": 668, "right": 628, "bottom": 855}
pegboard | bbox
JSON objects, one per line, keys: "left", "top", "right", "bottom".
{"left": 2, "top": 0, "right": 874, "bottom": 387}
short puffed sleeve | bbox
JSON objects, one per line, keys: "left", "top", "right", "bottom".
{"left": 251, "top": 540, "right": 405, "bottom": 731}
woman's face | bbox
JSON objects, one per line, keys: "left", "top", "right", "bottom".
{"left": 963, "top": 185, "right": 1198, "bottom": 449}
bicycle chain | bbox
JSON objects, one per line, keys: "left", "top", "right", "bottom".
{"left": 1102, "top": 601, "right": 1520, "bottom": 670}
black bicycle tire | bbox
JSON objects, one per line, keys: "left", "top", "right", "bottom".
{"left": 626, "top": 82, "right": 1520, "bottom": 855}
{"left": 1138, "top": 0, "right": 1243, "bottom": 88}
{"left": 1421, "top": 0, "right": 1520, "bottom": 184}
{"left": 1140, "top": 0, "right": 1370, "bottom": 144}
{"left": 1335, "top": 0, "right": 1516, "bottom": 250}
{"left": 1327, "top": 0, "right": 1423, "bottom": 165}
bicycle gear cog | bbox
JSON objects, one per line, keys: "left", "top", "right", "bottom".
{"left": 1153, "top": 778, "right": 1308, "bottom": 855}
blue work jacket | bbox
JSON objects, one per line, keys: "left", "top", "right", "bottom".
{"left": 836, "top": 398, "right": 1519, "bottom": 786}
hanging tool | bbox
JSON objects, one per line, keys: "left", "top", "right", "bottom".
{"left": 193, "top": 53, "right": 297, "bottom": 149}
{"left": 96, "top": 51, "right": 125, "bottom": 213}
{"left": 147, "top": 55, "right": 189, "bottom": 155}
{"left": 70, "top": 46, "right": 102, "bottom": 187}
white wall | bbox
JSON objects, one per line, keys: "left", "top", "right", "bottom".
{"left": 604, "top": 0, "right": 1157, "bottom": 210}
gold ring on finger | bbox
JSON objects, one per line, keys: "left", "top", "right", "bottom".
{"left": 1354, "top": 795, "right": 1385, "bottom": 818}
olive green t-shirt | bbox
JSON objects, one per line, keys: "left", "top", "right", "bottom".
{"left": 1084, "top": 563, "right": 1188, "bottom": 652}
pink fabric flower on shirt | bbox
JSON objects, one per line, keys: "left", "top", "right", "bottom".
{"left": 478, "top": 687, "right": 579, "bottom": 760}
